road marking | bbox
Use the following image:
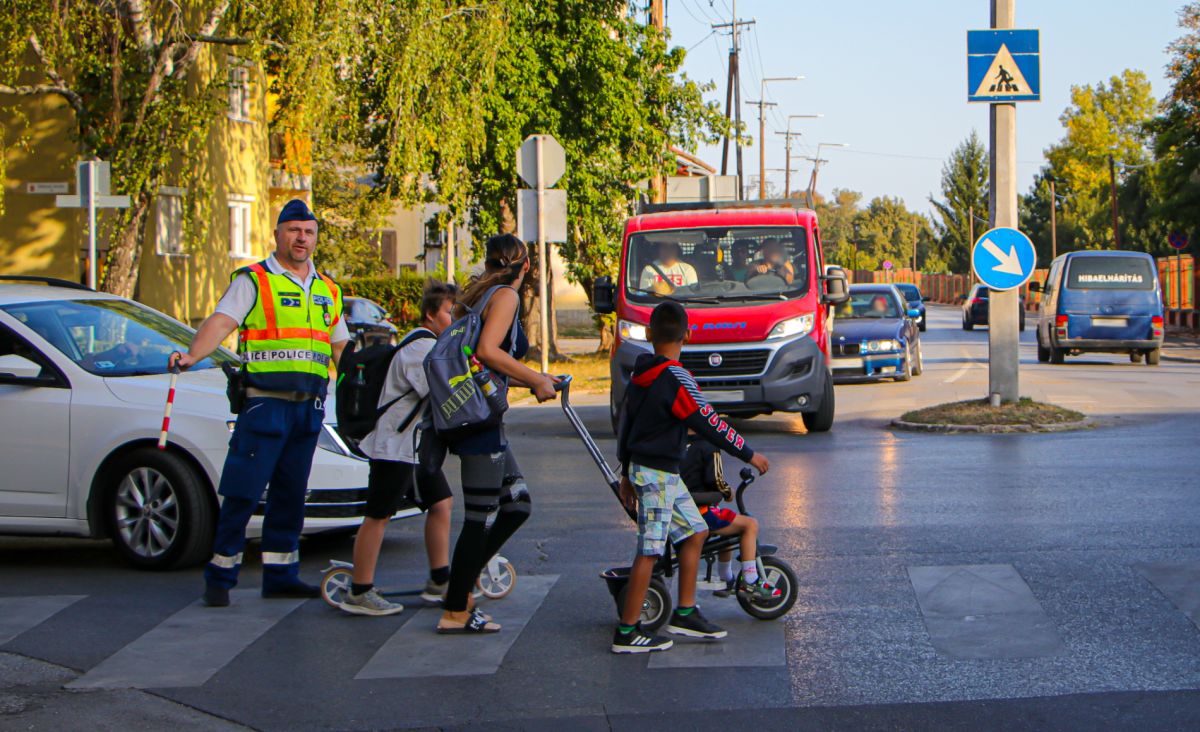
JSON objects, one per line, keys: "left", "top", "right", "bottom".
{"left": 355, "top": 574, "right": 558, "bottom": 679}
{"left": 1136, "top": 562, "right": 1200, "bottom": 630}
{"left": 647, "top": 594, "right": 785, "bottom": 669}
{"left": 0, "top": 595, "right": 86, "bottom": 645}
{"left": 67, "top": 590, "right": 305, "bottom": 690}
{"left": 908, "top": 564, "right": 1063, "bottom": 659}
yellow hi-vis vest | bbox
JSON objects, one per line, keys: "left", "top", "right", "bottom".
{"left": 235, "top": 261, "right": 342, "bottom": 397}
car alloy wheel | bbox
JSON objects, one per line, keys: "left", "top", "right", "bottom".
{"left": 115, "top": 467, "right": 181, "bottom": 560}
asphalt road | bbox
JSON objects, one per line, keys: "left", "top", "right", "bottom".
{"left": 3, "top": 305, "right": 1200, "bottom": 731}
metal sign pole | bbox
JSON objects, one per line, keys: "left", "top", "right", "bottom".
{"left": 536, "top": 136, "right": 549, "bottom": 374}
{"left": 988, "top": 0, "right": 1020, "bottom": 404}
{"left": 87, "top": 161, "right": 98, "bottom": 290}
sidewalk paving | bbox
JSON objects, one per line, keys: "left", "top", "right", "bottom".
{"left": 1165, "top": 331, "right": 1200, "bottom": 363}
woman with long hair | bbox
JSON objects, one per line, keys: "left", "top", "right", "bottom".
{"left": 437, "top": 233, "right": 559, "bottom": 633}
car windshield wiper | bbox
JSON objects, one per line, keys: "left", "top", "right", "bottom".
{"left": 714, "top": 293, "right": 787, "bottom": 302}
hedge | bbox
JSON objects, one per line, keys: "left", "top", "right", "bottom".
{"left": 340, "top": 270, "right": 469, "bottom": 331}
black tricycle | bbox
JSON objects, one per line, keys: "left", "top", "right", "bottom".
{"left": 555, "top": 375, "right": 799, "bottom": 632}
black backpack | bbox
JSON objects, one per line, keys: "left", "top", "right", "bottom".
{"left": 335, "top": 329, "right": 435, "bottom": 442}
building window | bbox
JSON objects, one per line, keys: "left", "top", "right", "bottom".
{"left": 227, "top": 58, "right": 252, "bottom": 122}
{"left": 155, "top": 187, "right": 185, "bottom": 255}
{"left": 229, "top": 197, "right": 253, "bottom": 258}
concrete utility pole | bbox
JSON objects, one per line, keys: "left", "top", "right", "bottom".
{"left": 988, "top": 0, "right": 1020, "bottom": 403}
{"left": 713, "top": 1, "right": 754, "bottom": 196}
{"left": 775, "top": 113, "right": 820, "bottom": 199}
{"left": 1049, "top": 178, "right": 1057, "bottom": 260}
{"left": 1108, "top": 154, "right": 1121, "bottom": 248}
{"left": 750, "top": 77, "right": 802, "bottom": 199}
{"left": 803, "top": 142, "right": 847, "bottom": 208}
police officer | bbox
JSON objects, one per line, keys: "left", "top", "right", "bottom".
{"left": 172, "top": 199, "right": 349, "bottom": 607}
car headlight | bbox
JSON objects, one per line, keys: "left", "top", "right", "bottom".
{"left": 767, "top": 313, "right": 815, "bottom": 340}
{"left": 866, "top": 339, "right": 901, "bottom": 352}
{"left": 317, "top": 423, "right": 364, "bottom": 460}
{"left": 618, "top": 319, "right": 648, "bottom": 342}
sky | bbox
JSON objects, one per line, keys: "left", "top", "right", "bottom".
{"left": 663, "top": 0, "right": 1186, "bottom": 215}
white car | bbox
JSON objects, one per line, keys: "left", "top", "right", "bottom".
{"left": 0, "top": 278, "right": 418, "bottom": 569}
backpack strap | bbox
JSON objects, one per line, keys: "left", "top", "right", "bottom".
{"left": 472, "top": 285, "right": 521, "bottom": 356}
{"left": 377, "top": 329, "right": 437, "bottom": 420}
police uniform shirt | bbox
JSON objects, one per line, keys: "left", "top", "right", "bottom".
{"left": 215, "top": 254, "right": 351, "bottom": 344}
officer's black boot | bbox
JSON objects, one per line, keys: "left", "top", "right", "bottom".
{"left": 203, "top": 584, "right": 231, "bottom": 607}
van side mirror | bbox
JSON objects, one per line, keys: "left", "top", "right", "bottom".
{"left": 593, "top": 276, "right": 616, "bottom": 315}
{"left": 1027, "top": 281, "right": 1041, "bottom": 293}
{"left": 821, "top": 266, "right": 850, "bottom": 306}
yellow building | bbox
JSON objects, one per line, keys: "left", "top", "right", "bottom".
{"left": 1, "top": 49, "right": 306, "bottom": 327}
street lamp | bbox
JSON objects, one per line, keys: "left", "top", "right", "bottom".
{"left": 803, "top": 142, "right": 848, "bottom": 207}
{"left": 775, "top": 114, "right": 821, "bottom": 199}
{"left": 749, "top": 76, "right": 803, "bottom": 199}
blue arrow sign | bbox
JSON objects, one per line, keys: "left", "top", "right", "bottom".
{"left": 971, "top": 227, "right": 1037, "bottom": 291}
{"left": 968, "top": 29, "right": 1040, "bottom": 103}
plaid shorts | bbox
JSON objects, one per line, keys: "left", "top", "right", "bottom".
{"left": 632, "top": 464, "right": 707, "bottom": 556}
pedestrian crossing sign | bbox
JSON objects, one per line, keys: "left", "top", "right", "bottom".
{"left": 967, "top": 29, "right": 1040, "bottom": 103}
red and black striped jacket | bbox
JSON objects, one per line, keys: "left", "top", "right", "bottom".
{"left": 617, "top": 353, "right": 755, "bottom": 478}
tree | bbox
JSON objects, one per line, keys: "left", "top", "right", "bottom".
{"left": 1044, "top": 69, "right": 1156, "bottom": 249}
{"left": 1152, "top": 3, "right": 1200, "bottom": 241}
{"left": 930, "top": 131, "right": 989, "bottom": 273}
{"left": 466, "top": 0, "right": 725, "bottom": 355}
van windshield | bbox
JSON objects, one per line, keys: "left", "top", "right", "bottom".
{"left": 1066, "top": 256, "right": 1155, "bottom": 291}
{"left": 625, "top": 226, "right": 809, "bottom": 305}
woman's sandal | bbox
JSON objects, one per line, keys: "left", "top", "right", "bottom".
{"left": 436, "top": 608, "right": 501, "bottom": 634}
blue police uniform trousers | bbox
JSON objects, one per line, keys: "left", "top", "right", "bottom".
{"left": 204, "top": 396, "right": 324, "bottom": 591}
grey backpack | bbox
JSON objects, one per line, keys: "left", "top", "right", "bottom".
{"left": 422, "top": 285, "right": 518, "bottom": 439}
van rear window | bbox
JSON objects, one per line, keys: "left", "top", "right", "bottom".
{"left": 1066, "top": 256, "right": 1154, "bottom": 290}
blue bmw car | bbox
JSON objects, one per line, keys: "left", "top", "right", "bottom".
{"left": 830, "top": 284, "right": 923, "bottom": 381}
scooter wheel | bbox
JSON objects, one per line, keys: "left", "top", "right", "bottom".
{"left": 617, "top": 575, "right": 672, "bottom": 632}
{"left": 737, "top": 556, "right": 799, "bottom": 620}
{"left": 476, "top": 559, "right": 518, "bottom": 599}
{"left": 321, "top": 566, "right": 354, "bottom": 609}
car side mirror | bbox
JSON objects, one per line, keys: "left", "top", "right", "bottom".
{"left": 907, "top": 308, "right": 921, "bottom": 318}
{"left": 593, "top": 276, "right": 616, "bottom": 315}
{"left": 821, "top": 266, "right": 850, "bottom": 305}
{"left": 1027, "top": 281, "right": 1041, "bottom": 293}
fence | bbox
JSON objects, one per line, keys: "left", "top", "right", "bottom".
{"left": 847, "top": 254, "right": 1198, "bottom": 329}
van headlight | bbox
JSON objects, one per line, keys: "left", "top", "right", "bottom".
{"left": 318, "top": 424, "right": 364, "bottom": 460}
{"left": 618, "top": 319, "right": 648, "bottom": 342}
{"left": 768, "top": 314, "right": 814, "bottom": 340}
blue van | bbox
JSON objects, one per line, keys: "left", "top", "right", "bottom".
{"left": 1032, "top": 250, "right": 1165, "bottom": 365}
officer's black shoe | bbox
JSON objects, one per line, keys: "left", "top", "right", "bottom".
{"left": 261, "top": 580, "right": 320, "bottom": 599}
{"left": 203, "top": 585, "right": 230, "bottom": 607}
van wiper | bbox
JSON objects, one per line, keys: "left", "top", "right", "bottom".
{"left": 636, "top": 290, "right": 721, "bottom": 305}
{"left": 715, "top": 293, "right": 787, "bottom": 302}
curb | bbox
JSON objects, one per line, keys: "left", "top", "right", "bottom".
{"left": 1162, "top": 355, "right": 1200, "bottom": 364}
{"left": 890, "top": 417, "right": 1095, "bottom": 434}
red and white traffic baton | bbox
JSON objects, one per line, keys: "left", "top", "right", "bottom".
{"left": 158, "top": 352, "right": 182, "bottom": 450}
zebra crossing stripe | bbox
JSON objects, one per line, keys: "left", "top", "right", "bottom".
{"left": 355, "top": 575, "right": 558, "bottom": 679}
{"left": 67, "top": 590, "right": 306, "bottom": 690}
{"left": 0, "top": 595, "right": 86, "bottom": 645}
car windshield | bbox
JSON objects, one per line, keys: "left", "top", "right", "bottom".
{"left": 1066, "top": 256, "right": 1155, "bottom": 291}
{"left": 836, "top": 291, "right": 901, "bottom": 319}
{"left": 624, "top": 226, "right": 809, "bottom": 305}
{"left": 0, "top": 298, "right": 237, "bottom": 376}
{"left": 896, "top": 284, "right": 921, "bottom": 302}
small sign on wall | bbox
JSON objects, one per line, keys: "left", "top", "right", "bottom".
{"left": 26, "top": 182, "right": 70, "bottom": 194}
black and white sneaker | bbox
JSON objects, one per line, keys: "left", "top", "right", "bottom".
{"left": 611, "top": 624, "right": 673, "bottom": 654}
{"left": 665, "top": 606, "right": 727, "bottom": 639}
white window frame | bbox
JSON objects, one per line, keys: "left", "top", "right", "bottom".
{"left": 155, "top": 186, "right": 186, "bottom": 256}
{"left": 227, "top": 57, "right": 253, "bottom": 123}
{"left": 229, "top": 194, "right": 255, "bottom": 259}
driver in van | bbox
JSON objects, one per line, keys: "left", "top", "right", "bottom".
{"left": 639, "top": 241, "right": 699, "bottom": 294}
{"left": 746, "top": 239, "right": 794, "bottom": 285}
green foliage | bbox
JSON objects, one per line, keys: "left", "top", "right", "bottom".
{"left": 1044, "top": 69, "right": 1157, "bottom": 250}
{"left": 813, "top": 189, "right": 939, "bottom": 272}
{"left": 1152, "top": 3, "right": 1200, "bottom": 243}
{"left": 930, "top": 131, "right": 989, "bottom": 273}
{"left": 339, "top": 272, "right": 430, "bottom": 330}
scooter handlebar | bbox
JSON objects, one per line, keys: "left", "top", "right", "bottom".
{"left": 552, "top": 374, "right": 572, "bottom": 392}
